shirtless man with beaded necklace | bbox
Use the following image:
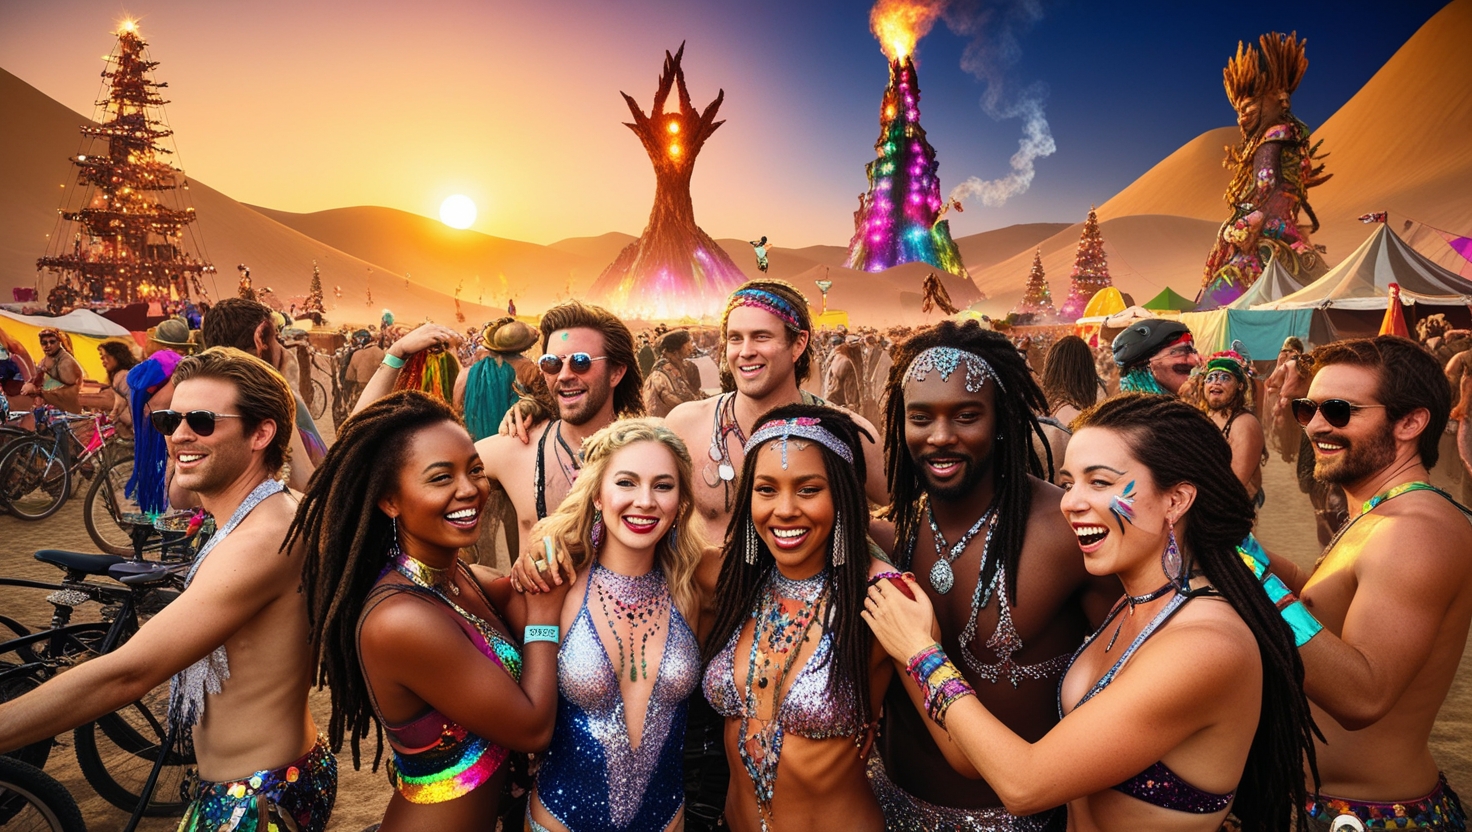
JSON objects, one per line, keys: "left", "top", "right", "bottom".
{"left": 871, "top": 321, "right": 1117, "bottom": 832}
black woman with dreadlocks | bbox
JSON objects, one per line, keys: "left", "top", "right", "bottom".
{"left": 289, "top": 391, "right": 571, "bottom": 831}
{"left": 869, "top": 320, "right": 1119, "bottom": 832}
{"left": 701, "top": 403, "right": 892, "bottom": 832}
{"left": 865, "top": 394, "right": 1319, "bottom": 831}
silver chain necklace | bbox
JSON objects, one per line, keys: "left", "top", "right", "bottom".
{"left": 926, "top": 497, "right": 997, "bottom": 594}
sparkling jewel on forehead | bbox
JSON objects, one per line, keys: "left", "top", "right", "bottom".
{"left": 903, "top": 347, "right": 1000, "bottom": 394}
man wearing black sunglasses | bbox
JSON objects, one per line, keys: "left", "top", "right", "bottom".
{"left": 19, "top": 327, "right": 82, "bottom": 414}
{"left": 0, "top": 347, "right": 337, "bottom": 830}
{"left": 1248, "top": 336, "right": 1472, "bottom": 826}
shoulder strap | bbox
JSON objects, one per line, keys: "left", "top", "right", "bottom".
{"left": 534, "top": 421, "right": 554, "bottom": 520}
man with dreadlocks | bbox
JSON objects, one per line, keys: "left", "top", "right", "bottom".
{"left": 1196, "top": 349, "right": 1266, "bottom": 506}
{"left": 869, "top": 320, "right": 1117, "bottom": 831}
{"left": 0, "top": 348, "right": 337, "bottom": 831}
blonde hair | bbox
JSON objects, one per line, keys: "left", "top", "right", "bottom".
{"left": 529, "top": 417, "right": 706, "bottom": 622}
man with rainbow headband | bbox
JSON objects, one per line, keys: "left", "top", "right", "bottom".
{"left": 1239, "top": 336, "right": 1472, "bottom": 831}
{"left": 663, "top": 278, "right": 888, "bottom": 830}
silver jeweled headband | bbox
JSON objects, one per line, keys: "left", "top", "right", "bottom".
{"left": 743, "top": 417, "right": 854, "bottom": 469}
{"left": 903, "top": 346, "right": 1003, "bottom": 393}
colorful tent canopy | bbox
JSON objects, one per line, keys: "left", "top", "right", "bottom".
{"left": 1260, "top": 225, "right": 1472, "bottom": 310}
{"left": 1143, "top": 287, "right": 1193, "bottom": 312}
{"left": 1080, "top": 287, "right": 1127, "bottom": 319}
{"left": 1178, "top": 308, "right": 1314, "bottom": 359}
{"left": 1226, "top": 256, "right": 1313, "bottom": 310}
{"left": 0, "top": 309, "right": 131, "bottom": 382}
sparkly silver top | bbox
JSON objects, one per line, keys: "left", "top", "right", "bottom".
{"left": 168, "top": 478, "right": 285, "bottom": 732}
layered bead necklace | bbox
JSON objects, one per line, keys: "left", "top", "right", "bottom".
{"left": 591, "top": 562, "right": 669, "bottom": 683}
{"left": 740, "top": 568, "right": 829, "bottom": 832}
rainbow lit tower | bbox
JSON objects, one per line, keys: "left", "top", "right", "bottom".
{"left": 844, "top": 56, "right": 968, "bottom": 279}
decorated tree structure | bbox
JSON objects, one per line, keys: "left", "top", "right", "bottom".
{"left": 1058, "top": 208, "right": 1113, "bottom": 320}
{"left": 844, "top": 56, "right": 968, "bottom": 280}
{"left": 35, "top": 20, "right": 214, "bottom": 311}
{"left": 1010, "top": 249, "right": 1056, "bottom": 320}
{"left": 589, "top": 44, "right": 746, "bottom": 319}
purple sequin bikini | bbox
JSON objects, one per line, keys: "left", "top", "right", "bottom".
{"left": 1061, "top": 591, "right": 1236, "bottom": 815}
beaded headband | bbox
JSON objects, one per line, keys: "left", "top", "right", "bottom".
{"left": 903, "top": 347, "right": 1003, "bottom": 393}
{"left": 724, "top": 288, "right": 803, "bottom": 333}
{"left": 744, "top": 416, "right": 854, "bottom": 469}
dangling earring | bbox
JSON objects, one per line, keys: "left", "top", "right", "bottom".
{"left": 745, "top": 519, "right": 760, "bottom": 565}
{"left": 389, "top": 516, "right": 401, "bottom": 557}
{"left": 667, "top": 523, "right": 679, "bottom": 550}
{"left": 1162, "top": 521, "right": 1184, "bottom": 588}
{"left": 830, "top": 511, "right": 846, "bottom": 567}
{"left": 590, "top": 509, "right": 604, "bottom": 550}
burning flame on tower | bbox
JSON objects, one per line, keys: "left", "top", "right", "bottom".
{"left": 870, "top": 0, "right": 945, "bottom": 61}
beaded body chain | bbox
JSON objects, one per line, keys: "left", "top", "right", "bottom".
{"left": 591, "top": 562, "right": 669, "bottom": 682}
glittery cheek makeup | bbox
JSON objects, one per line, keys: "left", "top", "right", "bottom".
{"left": 1108, "top": 480, "right": 1137, "bottom": 534}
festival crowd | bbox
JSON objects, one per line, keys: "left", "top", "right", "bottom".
{"left": 3, "top": 278, "right": 1472, "bottom": 832}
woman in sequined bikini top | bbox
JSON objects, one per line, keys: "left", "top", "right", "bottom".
{"left": 863, "top": 395, "right": 1319, "bottom": 831}
{"left": 292, "top": 392, "right": 571, "bottom": 832}
{"left": 509, "top": 418, "right": 711, "bottom": 832}
{"left": 699, "top": 405, "right": 892, "bottom": 832}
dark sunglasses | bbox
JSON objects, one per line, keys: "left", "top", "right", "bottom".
{"left": 150, "top": 409, "right": 243, "bottom": 437}
{"left": 538, "top": 352, "right": 608, "bottom": 375}
{"left": 1291, "top": 398, "right": 1387, "bottom": 428}
{"left": 39, "top": 338, "right": 59, "bottom": 346}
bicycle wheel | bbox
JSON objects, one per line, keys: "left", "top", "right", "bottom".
{"left": 84, "top": 453, "right": 140, "bottom": 556}
{"left": 0, "top": 756, "right": 86, "bottom": 832}
{"left": 74, "top": 677, "right": 193, "bottom": 816}
{"left": 0, "top": 438, "right": 70, "bottom": 521}
{"left": 310, "top": 379, "right": 328, "bottom": 419}
{"left": 0, "top": 664, "right": 49, "bottom": 770}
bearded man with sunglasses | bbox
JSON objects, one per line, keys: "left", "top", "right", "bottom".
{"left": 1249, "top": 336, "right": 1472, "bottom": 829}
{"left": 0, "top": 347, "right": 337, "bottom": 831}
{"left": 19, "top": 327, "right": 82, "bottom": 414}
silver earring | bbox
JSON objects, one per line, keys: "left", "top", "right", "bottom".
{"left": 745, "top": 519, "right": 759, "bottom": 565}
{"left": 831, "top": 511, "right": 846, "bottom": 566}
{"left": 389, "top": 516, "right": 400, "bottom": 556}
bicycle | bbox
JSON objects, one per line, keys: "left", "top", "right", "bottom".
{"left": 0, "top": 756, "right": 86, "bottom": 832}
{"left": 0, "top": 548, "right": 197, "bottom": 817}
{"left": 0, "top": 408, "right": 118, "bottom": 521}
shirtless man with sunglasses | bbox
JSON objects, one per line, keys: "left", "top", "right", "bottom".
{"left": 1249, "top": 336, "right": 1472, "bottom": 829}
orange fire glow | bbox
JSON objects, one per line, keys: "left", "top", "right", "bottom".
{"left": 869, "top": 0, "right": 946, "bottom": 61}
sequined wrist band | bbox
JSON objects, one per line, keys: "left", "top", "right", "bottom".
{"left": 928, "top": 675, "right": 975, "bottom": 728}
{"left": 905, "top": 643, "right": 944, "bottom": 683}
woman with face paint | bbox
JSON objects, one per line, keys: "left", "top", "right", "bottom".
{"left": 864, "top": 394, "right": 1318, "bottom": 831}
{"left": 701, "top": 403, "right": 892, "bottom": 832}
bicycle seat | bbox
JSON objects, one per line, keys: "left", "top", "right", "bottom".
{"left": 108, "top": 561, "right": 183, "bottom": 587}
{"left": 34, "top": 550, "right": 126, "bottom": 576}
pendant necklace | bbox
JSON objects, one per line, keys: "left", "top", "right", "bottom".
{"left": 926, "top": 496, "right": 998, "bottom": 594}
{"left": 391, "top": 550, "right": 523, "bottom": 679}
{"left": 554, "top": 420, "right": 583, "bottom": 486}
{"left": 706, "top": 393, "right": 746, "bottom": 507}
{"left": 591, "top": 562, "right": 669, "bottom": 682}
{"left": 1104, "top": 580, "right": 1176, "bottom": 652}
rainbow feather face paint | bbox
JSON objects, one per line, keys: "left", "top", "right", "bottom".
{"left": 1109, "top": 480, "right": 1136, "bottom": 533}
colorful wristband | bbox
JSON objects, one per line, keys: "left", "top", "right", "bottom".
{"left": 1237, "top": 533, "right": 1269, "bottom": 579}
{"left": 523, "top": 625, "right": 560, "bottom": 645}
{"left": 904, "top": 643, "right": 975, "bottom": 729}
{"left": 1260, "top": 573, "right": 1322, "bottom": 647}
{"left": 381, "top": 352, "right": 406, "bottom": 370}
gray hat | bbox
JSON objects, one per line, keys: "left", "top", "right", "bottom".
{"left": 150, "top": 318, "right": 194, "bottom": 348}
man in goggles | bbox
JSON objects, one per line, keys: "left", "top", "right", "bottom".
{"left": 1195, "top": 350, "right": 1265, "bottom": 505}
{"left": 1110, "top": 319, "right": 1202, "bottom": 396}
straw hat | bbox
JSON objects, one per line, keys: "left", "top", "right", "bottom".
{"left": 483, "top": 319, "right": 539, "bottom": 354}
{"left": 148, "top": 318, "right": 196, "bottom": 352}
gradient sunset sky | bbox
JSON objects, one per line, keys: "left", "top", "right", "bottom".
{"left": 0, "top": 0, "right": 1447, "bottom": 246}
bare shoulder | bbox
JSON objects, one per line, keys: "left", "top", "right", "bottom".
{"left": 1154, "top": 596, "right": 1259, "bottom": 673}
{"left": 192, "top": 490, "right": 299, "bottom": 592}
{"left": 665, "top": 396, "right": 717, "bottom": 436}
{"left": 358, "top": 588, "right": 464, "bottom": 658}
{"left": 1359, "top": 490, "right": 1472, "bottom": 578}
{"left": 477, "top": 422, "right": 547, "bottom": 471}
{"left": 846, "top": 409, "right": 882, "bottom": 445}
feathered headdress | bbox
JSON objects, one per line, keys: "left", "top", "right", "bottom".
{"left": 1223, "top": 32, "right": 1308, "bottom": 112}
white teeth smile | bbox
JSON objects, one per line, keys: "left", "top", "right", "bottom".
{"left": 740, "top": 365, "right": 761, "bottom": 372}
{"left": 178, "top": 453, "right": 204, "bottom": 463}
{"left": 1316, "top": 442, "right": 1343, "bottom": 451}
{"left": 1074, "top": 525, "right": 1108, "bottom": 546}
{"left": 445, "top": 508, "right": 477, "bottom": 521}
{"left": 625, "top": 517, "right": 657, "bottom": 528}
{"left": 772, "top": 528, "right": 807, "bottom": 539}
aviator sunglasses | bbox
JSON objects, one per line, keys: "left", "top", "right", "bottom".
{"left": 538, "top": 352, "right": 608, "bottom": 375}
{"left": 149, "top": 409, "right": 243, "bottom": 437}
{"left": 1291, "top": 398, "right": 1387, "bottom": 428}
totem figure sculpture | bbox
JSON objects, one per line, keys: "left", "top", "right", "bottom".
{"left": 1197, "top": 32, "right": 1331, "bottom": 310}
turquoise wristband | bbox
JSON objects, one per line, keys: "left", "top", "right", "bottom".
{"left": 1261, "top": 573, "right": 1292, "bottom": 606}
{"left": 1237, "top": 533, "right": 1268, "bottom": 579}
{"left": 381, "top": 352, "right": 406, "bottom": 370}
{"left": 1280, "top": 599, "right": 1323, "bottom": 647}
{"left": 524, "top": 625, "right": 559, "bottom": 645}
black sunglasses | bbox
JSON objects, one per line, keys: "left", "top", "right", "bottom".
{"left": 1291, "top": 398, "right": 1387, "bottom": 428}
{"left": 150, "top": 409, "right": 243, "bottom": 437}
{"left": 538, "top": 352, "right": 608, "bottom": 375}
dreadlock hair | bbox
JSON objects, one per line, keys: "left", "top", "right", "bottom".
{"left": 284, "top": 389, "right": 462, "bottom": 771}
{"left": 701, "top": 403, "right": 876, "bottom": 733}
{"left": 1075, "top": 393, "right": 1318, "bottom": 830}
{"left": 1041, "top": 335, "right": 1099, "bottom": 413}
{"left": 538, "top": 300, "right": 644, "bottom": 417}
{"left": 1308, "top": 335, "right": 1450, "bottom": 468}
{"left": 880, "top": 320, "right": 1052, "bottom": 603}
{"left": 719, "top": 278, "right": 816, "bottom": 391}
{"left": 529, "top": 418, "right": 707, "bottom": 623}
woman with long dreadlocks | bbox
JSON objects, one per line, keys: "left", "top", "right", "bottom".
{"left": 701, "top": 403, "right": 891, "bottom": 832}
{"left": 864, "top": 394, "right": 1318, "bottom": 831}
{"left": 507, "top": 418, "right": 710, "bottom": 832}
{"left": 289, "top": 390, "right": 570, "bottom": 831}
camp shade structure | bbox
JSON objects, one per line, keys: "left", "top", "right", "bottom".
{"left": 0, "top": 308, "right": 131, "bottom": 382}
{"left": 1143, "top": 287, "right": 1194, "bottom": 312}
{"left": 1080, "top": 286, "right": 1127, "bottom": 320}
{"left": 1257, "top": 224, "right": 1472, "bottom": 310}
{"left": 1226, "top": 255, "right": 1314, "bottom": 310}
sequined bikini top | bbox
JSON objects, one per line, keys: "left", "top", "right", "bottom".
{"left": 358, "top": 572, "right": 523, "bottom": 804}
{"left": 1061, "top": 591, "right": 1235, "bottom": 815}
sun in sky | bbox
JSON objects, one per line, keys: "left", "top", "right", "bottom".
{"left": 439, "top": 195, "right": 477, "bottom": 229}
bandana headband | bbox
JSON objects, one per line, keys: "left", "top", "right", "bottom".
{"left": 744, "top": 416, "right": 854, "bottom": 468}
{"left": 902, "top": 346, "right": 1003, "bottom": 393}
{"left": 725, "top": 288, "right": 803, "bottom": 333}
{"left": 1203, "top": 350, "right": 1250, "bottom": 381}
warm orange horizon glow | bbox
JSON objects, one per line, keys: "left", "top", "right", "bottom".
{"left": 869, "top": 0, "right": 945, "bottom": 61}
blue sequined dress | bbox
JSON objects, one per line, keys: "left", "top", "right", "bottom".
{"left": 534, "top": 566, "right": 701, "bottom": 831}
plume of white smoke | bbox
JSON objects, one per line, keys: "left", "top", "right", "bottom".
{"left": 943, "top": 0, "right": 1056, "bottom": 208}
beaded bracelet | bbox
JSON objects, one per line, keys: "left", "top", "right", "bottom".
{"left": 904, "top": 644, "right": 976, "bottom": 729}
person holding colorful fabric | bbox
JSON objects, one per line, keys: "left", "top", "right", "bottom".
{"left": 865, "top": 393, "right": 1319, "bottom": 831}
{"left": 0, "top": 347, "right": 338, "bottom": 831}
{"left": 290, "top": 390, "right": 568, "bottom": 831}
{"left": 455, "top": 318, "right": 540, "bottom": 440}
{"left": 701, "top": 404, "right": 891, "bottom": 832}
{"left": 1247, "top": 336, "right": 1472, "bottom": 830}
{"left": 508, "top": 418, "right": 711, "bottom": 832}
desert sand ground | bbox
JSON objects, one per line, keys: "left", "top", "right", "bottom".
{"left": 2, "top": 422, "right": 1471, "bottom": 830}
